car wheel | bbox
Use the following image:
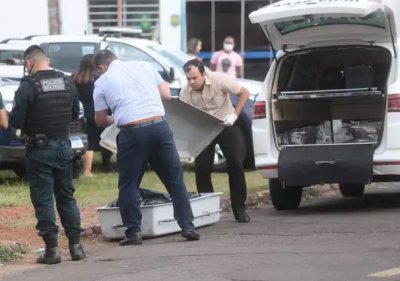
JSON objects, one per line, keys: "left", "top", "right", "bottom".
{"left": 269, "top": 178, "right": 303, "bottom": 210}
{"left": 339, "top": 183, "right": 365, "bottom": 197}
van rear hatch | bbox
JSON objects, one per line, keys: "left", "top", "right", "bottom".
{"left": 249, "top": 0, "right": 396, "bottom": 50}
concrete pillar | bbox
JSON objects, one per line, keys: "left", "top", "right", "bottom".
{"left": 48, "top": 0, "right": 60, "bottom": 34}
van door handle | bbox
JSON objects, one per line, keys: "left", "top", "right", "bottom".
{"left": 315, "top": 160, "right": 335, "bottom": 165}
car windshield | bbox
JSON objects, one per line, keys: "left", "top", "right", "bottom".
{"left": 47, "top": 42, "right": 98, "bottom": 73}
{"left": 148, "top": 46, "right": 192, "bottom": 73}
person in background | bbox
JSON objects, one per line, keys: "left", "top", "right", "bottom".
{"left": 73, "top": 54, "right": 113, "bottom": 177}
{"left": 181, "top": 59, "right": 251, "bottom": 223}
{"left": 9, "top": 45, "right": 85, "bottom": 264}
{"left": 187, "top": 37, "right": 203, "bottom": 61}
{"left": 93, "top": 50, "right": 200, "bottom": 246}
{"left": 0, "top": 92, "right": 8, "bottom": 129}
{"left": 210, "top": 36, "right": 243, "bottom": 78}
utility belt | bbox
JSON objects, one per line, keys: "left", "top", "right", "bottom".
{"left": 25, "top": 134, "right": 68, "bottom": 148}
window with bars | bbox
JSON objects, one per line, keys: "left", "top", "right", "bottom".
{"left": 88, "top": 0, "right": 160, "bottom": 39}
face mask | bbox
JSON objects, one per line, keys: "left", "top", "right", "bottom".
{"left": 223, "top": 43, "right": 234, "bottom": 52}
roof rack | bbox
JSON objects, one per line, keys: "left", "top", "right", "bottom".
{"left": 98, "top": 27, "right": 143, "bottom": 38}
{"left": 0, "top": 38, "right": 25, "bottom": 43}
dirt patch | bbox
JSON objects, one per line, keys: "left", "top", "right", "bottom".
{"left": 0, "top": 204, "right": 102, "bottom": 277}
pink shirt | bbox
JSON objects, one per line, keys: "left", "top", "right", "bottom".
{"left": 210, "top": 50, "right": 243, "bottom": 78}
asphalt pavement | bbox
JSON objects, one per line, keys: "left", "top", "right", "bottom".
{"left": 3, "top": 184, "right": 400, "bottom": 281}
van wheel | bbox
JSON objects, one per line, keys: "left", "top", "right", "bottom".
{"left": 339, "top": 184, "right": 365, "bottom": 197}
{"left": 269, "top": 178, "right": 303, "bottom": 210}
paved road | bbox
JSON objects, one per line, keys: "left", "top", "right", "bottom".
{"left": 3, "top": 184, "right": 400, "bottom": 281}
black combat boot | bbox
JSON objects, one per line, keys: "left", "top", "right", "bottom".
{"left": 36, "top": 247, "right": 61, "bottom": 264}
{"left": 69, "top": 243, "right": 86, "bottom": 261}
{"left": 37, "top": 238, "right": 61, "bottom": 264}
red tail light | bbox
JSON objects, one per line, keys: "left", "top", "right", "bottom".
{"left": 388, "top": 94, "right": 400, "bottom": 112}
{"left": 253, "top": 101, "right": 266, "bottom": 119}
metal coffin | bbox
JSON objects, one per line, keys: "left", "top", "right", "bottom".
{"left": 100, "top": 97, "right": 224, "bottom": 159}
{"left": 278, "top": 144, "right": 374, "bottom": 187}
{"left": 162, "top": 97, "right": 224, "bottom": 158}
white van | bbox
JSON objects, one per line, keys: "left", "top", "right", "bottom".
{"left": 249, "top": 0, "right": 400, "bottom": 210}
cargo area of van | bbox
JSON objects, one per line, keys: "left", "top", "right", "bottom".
{"left": 271, "top": 46, "right": 392, "bottom": 148}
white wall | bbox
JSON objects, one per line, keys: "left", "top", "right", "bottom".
{"left": 0, "top": 0, "right": 49, "bottom": 41}
{"left": 59, "top": 0, "right": 89, "bottom": 35}
{"left": 159, "top": 0, "right": 185, "bottom": 51}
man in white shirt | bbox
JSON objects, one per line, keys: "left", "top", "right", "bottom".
{"left": 93, "top": 50, "right": 200, "bottom": 245}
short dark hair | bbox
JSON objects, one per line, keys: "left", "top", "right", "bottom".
{"left": 183, "top": 59, "right": 205, "bottom": 74}
{"left": 94, "top": 49, "right": 117, "bottom": 67}
{"left": 23, "top": 45, "right": 46, "bottom": 60}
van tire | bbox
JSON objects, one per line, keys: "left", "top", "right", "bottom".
{"left": 269, "top": 178, "right": 302, "bottom": 210}
{"left": 339, "top": 183, "right": 365, "bottom": 197}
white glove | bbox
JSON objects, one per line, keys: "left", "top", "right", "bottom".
{"left": 222, "top": 113, "right": 238, "bottom": 127}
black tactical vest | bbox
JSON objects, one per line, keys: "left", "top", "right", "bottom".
{"left": 24, "top": 70, "right": 74, "bottom": 137}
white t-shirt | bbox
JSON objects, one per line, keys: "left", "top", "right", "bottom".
{"left": 94, "top": 60, "right": 165, "bottom": 126}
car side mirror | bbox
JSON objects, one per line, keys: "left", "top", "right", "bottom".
{"left": 159, "top": 67, "right": 175, "bottom": 82}
{"left": 168, "top": 67, "right": 175, "bottom": 82}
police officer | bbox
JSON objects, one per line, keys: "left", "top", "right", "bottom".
{"left": 9, "top": 45, "right": 85, "bottom": 264}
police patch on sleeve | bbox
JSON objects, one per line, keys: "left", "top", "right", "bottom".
{"left": 40, "top": 78, "right": 66, "bottom": 92}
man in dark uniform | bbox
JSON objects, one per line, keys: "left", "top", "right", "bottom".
{"left": 9, "top": 45, "right": 85, "bottom": 264}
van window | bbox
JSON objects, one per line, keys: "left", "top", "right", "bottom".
{"left": 108, "top": 42, "right": 163, "bottom": 72}
{"left": 46, "top": 43, "right": 98, "bottom": 73}
{"left": 274, "top": 10, "right": 385, "bottom": 35}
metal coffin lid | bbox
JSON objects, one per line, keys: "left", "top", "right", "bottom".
{"left": 100, "top": 97, "right": 224, "bottom": 159}
{"left": 162, "top": 97, "right": 224, "bottom": 158}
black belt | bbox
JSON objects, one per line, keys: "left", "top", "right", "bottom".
{"left": 119, "top": 117, "right": 165, "bottom": 130}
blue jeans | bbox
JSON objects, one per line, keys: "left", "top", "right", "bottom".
{"left": 117, "top": 120, "right": 195, "bottom": 236}
{"left": 25, "top": 138, "right": 82, "bottom": 244}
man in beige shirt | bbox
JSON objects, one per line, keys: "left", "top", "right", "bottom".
{"left": 180, "top": 59, "right": 251, "bottom": 222}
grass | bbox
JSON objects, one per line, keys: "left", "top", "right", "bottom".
{"left": 0, "top": 243, "right": 28, "bottom": 263}
{"left": 0, "top": 153, "right": 267, "bottom": 207}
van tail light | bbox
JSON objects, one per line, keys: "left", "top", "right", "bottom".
{"left": 388, "top": 94, "right": 400, "bottom": 112}
{"left": 253, "top": 101, "right": 266, "bottom": 119}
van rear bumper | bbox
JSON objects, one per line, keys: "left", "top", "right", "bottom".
{"left": 256, "top": 148, "right": 400, "bottom": 180}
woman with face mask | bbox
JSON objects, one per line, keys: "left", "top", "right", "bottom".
{"left": 210, "top": 36, "right": 243, "bottom": 78}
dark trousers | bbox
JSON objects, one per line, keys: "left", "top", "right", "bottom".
{"left": 195, "top": 122, "right": 247, "bottom": 216}
{"left": 25, "top": 139, "right": 82, "bottom": 244}
{"left": 117, "top": 120, "right": 195, "bottom": 236}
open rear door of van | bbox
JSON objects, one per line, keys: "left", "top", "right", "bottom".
{"left": 249, "top": 0, "right": 396, "bottom": 51}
